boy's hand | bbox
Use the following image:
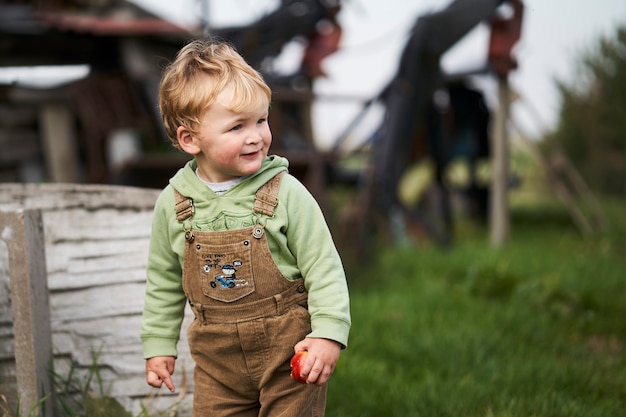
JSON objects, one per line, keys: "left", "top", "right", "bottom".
{"left": 293, "top": 338, "right": 342, "bottom": 386}
{"left": 145, "top": 356, "right": 176, "bottom": 392}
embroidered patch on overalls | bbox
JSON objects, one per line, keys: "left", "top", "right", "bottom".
{"left": 205, "top": 260, "right": 249, "bottom": 289}
{"left": 197, "top": 240, "right": 255, "bottom": 302}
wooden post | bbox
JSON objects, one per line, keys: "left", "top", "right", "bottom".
{"left": 0, "top": 208, "right": 54, "bottom": 417}
{"left": 489, "top": 75, "right": 510, "bottom": 247}
{"left": 39, "top": 103, "right": 80, "bottom": 183}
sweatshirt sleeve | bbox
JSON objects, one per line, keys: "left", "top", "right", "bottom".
{"left": 280, "top": 175, "right": 351, "bottom": 347}
{"left": 141, "top": 189, "right": 188, "bottom": 358}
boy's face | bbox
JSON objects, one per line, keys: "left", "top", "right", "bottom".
{"left": 179, "top": 86, "right": 272, "bottom": 183}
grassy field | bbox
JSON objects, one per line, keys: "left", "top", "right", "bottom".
{"left": 326, "top": 197, "right": 625, "bottom": 417}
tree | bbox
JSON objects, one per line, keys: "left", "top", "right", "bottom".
{"left": 543, "top": 23, "right": 625, "bottom": 197}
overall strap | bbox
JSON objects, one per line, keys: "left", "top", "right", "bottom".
{"left": 173, "top": 188, "right": 194, "bottom": 223}
{"left": 254, "top": 171, "right": 286, "bottom": 217}
{"left": 173, "top": 170, "right": 286, "bottom": 222}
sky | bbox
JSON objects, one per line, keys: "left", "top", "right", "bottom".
{"left": 10, "top": 0, "right": 623, "bottom": 150}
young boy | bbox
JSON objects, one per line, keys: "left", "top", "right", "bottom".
{"left": 140, "top": 39, "right": 351, "bottom": 416}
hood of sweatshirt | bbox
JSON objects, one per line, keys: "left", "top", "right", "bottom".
{"left": 168, "top": 155, "right": 289, "bottom": 201}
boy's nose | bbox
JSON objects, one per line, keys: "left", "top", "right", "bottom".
{"left": 247, "top": 130, "right": 263, "bottom": 144}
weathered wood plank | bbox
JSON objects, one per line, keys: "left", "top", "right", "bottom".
{"left": 0, "top": 208, "right": 54, "bottom": 417}
{"left": 0, "top": 183, "right": 161, "bottom": 210}
{"left": 50, "top": 283, "right": 145, "bottom": 322}
{"left": 48, "top": 266, "right": 148, "bottom": 291}
{"left": 42, "top": 208, "right": 154, "bottom": 242}
{"left": 0, "top": 183, "right": 194, "bottom": 416}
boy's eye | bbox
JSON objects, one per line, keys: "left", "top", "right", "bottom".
{"left": 230, "top": 124, "right": 242, "bottom": 131}
{"left": 257, "top": 118, "right": 266, "bottom": 125}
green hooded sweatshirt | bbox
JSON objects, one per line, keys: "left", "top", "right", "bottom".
{"left": 141, "top": 155, "right": 351, "bottom": 358}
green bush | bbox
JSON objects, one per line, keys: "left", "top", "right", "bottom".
{"left": 543, "top": 23, "right": 625, "bottom": 196}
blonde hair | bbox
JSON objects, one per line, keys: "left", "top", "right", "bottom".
{"left": 158, "top": 39, "right": 272, "bottom": 148}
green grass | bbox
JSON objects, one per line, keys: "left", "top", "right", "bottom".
{"left": 1, "top": 351, "right": 184, "bottom": 417}
{"left": 327, "top": 198, "right": 625, "bottom": 417}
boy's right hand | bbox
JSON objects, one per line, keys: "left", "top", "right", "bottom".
{"left": 145, "top": 356, "right": 176, "bottom": 392}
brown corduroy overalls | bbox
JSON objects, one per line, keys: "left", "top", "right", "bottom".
{"left": 174, "top": 172, "right": 326, "bottom": 417}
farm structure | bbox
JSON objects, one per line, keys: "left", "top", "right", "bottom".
{"left": 0, "top": 0, "right": 339, "bottom": 204}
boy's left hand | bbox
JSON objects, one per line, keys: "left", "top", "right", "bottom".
{"left": 293, "top": 338, "right": 342, "bottom": 385}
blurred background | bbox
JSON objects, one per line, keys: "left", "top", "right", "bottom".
{"left": 132, "top": 0, "right": 623, "bottom": 145}
{"left": 0, "top": 0, "right": 624, "bottom": 246}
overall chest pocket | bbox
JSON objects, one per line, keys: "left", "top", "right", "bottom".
{"left": 195, "top": 239, "right": 256, "bottom": 303}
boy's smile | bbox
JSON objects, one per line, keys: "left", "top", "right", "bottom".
{"left": 177, "top": 86, "right": 272, "bottom": 184}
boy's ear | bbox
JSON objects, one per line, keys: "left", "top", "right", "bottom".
{"left": 176, "top": 126, "right": 200, "bottom": 155}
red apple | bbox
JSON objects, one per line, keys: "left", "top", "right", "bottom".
{"left": 290, "top": 350, "right": 308, "bottom": 383}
